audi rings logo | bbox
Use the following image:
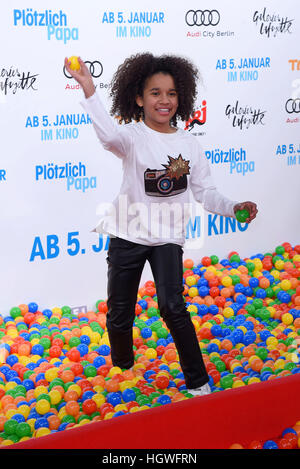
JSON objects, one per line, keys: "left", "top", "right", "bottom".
{"left": 285, "top": 98, "right": 300, "bottom": 114}
{"left": 185, "top": 10, "right": 220, "bottom": 27}
{"left": 63, "top": 60, "right": 103, "bottom": 79}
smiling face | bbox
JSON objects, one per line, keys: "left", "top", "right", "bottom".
{"left": 136, "top": 72, "right": 179, "bottom": 133}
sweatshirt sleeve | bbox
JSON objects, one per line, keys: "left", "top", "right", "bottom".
{"left": 189, "top": 140, "right": 238, "bottom": 218}
{"left": 80, "top": 91, "right": 132, "bottom": 159}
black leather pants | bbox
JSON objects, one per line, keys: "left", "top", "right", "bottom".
{"left": 106, "top": 237, "right": 209, "bottom": 389}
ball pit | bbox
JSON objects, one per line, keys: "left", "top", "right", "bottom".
{"left": 0, "top": 242, "right": 300, "bottom": 448}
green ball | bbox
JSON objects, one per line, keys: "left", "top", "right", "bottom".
{"left": 68, "top": 336, "right": 81, "bottom": 348}
{"left": 84, "top": 365, "right": 97, "bottom": 377}
{"left": 230, "top": 254, "right": 240, "bottom": 264}
{"left": 220, "top": 375, "right": 234, "bottom": 389}
{"left": 275, "top": 245, "right": 285, "bottom": 255}
{"left": 147, "top": 307, "right": 159, "bottom": 318}
{"left": 215, "top": 360, "right": 226, "bottom": 372}
{"left": 156, "top": 328, "right": 168, "bottom": 339}
{"left": 61, "top": 305, "right": 72, "bottom": 315}
{"left": 235, "top": 209, "right": 249, "bottom": 223}
{"left": 252, "top": 298, "right": 264, "bottom": 309}
{"left": 39, "top": 337, "right": 51, "bottom": 349}
{"left": 246, "top": 262, "right": 255, "bottom": 272}
{"left": 4, "top": 419, "right": 18, "bottom": 435}
{"left": 15, "top": 422, "right": 32, "bottom": 438}
{"left": 210, "top": 255, "right": 219, "bottom": 265}
{"left": 256, "top": 347, "right": 268, "bottom": 361}
{"left": 10, "top": 307, "right": 22, "bottom": 319}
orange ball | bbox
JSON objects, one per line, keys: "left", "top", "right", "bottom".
{"left": 183, "top": 259, "right": 194, "bottom": 269}
{"left": 164, "top": 349, "right": 177, "bottom": 362}
{"left": 60, "top": 369, "right": 75, "bottom": 383}
{"left": 65, "top": 400, "right": 80, "bottom": 416}
{"left": 105, "top": 379, "right": 120, "bottom": 393}
{"left": 48, "top": 415, "right": 61, "bottom": 430}
{"left": 64, "top": 390, "right": 79, "bottom": 402}
{"left": 0, "top": 415, "right": 7, "bottom": 431}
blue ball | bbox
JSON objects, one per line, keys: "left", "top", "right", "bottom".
{"left": 138, "top": 300, "right": 147, "bottom": 310}
{"left": 93, "top": 356, "right": 106, "bottom": 368}
{"left": 107, "top": 392, "right": 122, "bottom": 406}
{"left": 11, "top": 413, "right": 26, "bottom": 423}
{"left": 34, "top": 417, "right": 49, "bottom": 429}
{"left": 236, "top": 294, "right": 247, "bottom": 304}
{"left": 157, "top": 395, "right": 171, "bottom": 405}
{"left": 5, "top": 355, "right": 19, "bottom": 367}
{"left": 122, "top": 389, "right": 136, "bottom": 403}
{"left": 80, "top": 335, "right": 91, "bottom": 345}
{"left": 249, "top": 278, "right": 259, "bottom": 288}
{"left": 210, "top": 324, "right": 222, "bottom": 336}
{"left": 282, "top": 427, "right": 297, "bottom": 437}
{"left": 198, "top": 286, "right": 209, "bottom": 297}
{"left": 141, "top": 327, "right": 152, "bottom": 339}
{"left": 197, "top": 304, "right": 209, "bottom": 316}
{"left": 263, "top": 440, "right": 278, "bottom": 449}
{"left": 98, "top": 344, "right": 111, "bottom": 356}
{"left": 77, "top": 343, "right": 89, "bottom": 357}
{"left": 31, "top": 344, "right": 44, "bottom": 356}
{"left": 28, "top": 302, "right": 38, "bottom": 313}
{"left": 208, "top": 304, "right": 219, "bottom": 315}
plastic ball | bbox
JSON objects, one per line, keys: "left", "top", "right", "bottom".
{"left": 235, "top": 209, "right": 249, "bottom": 223}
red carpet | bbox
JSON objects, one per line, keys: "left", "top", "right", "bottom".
{"left": 3, "top": 374, "right": 300, "bottom": 449}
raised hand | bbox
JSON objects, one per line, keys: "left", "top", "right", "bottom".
{"left": 64, "top": 56, "right": 95, "bottom": 99}
{"left": 234, "top": 201, "right": 258, "bottom": 224}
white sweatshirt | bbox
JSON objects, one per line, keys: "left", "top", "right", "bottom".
{"left": 81, "top": 92, "right": 238, "bottom": 247}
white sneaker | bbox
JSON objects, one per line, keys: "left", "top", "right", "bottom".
{"left": 187, "top": 383, "right": 211, "bottom": 397}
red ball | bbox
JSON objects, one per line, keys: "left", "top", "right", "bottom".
{"left": 66, "top": 348, "right": 80, "bottom": 362}
{"left": 248, "top": 440, "right": 263, "bottom": 449}
{"left": 49, "top": 345, "right": 62, "bottom": 358}
{"left": 155, "top": 375, "right": 169, "bottom": 389}
{"left": 82, "top": 398, "right": 97, "bottom": 415}
{"left": 278, "top": 438, "right": 293, "bottom": 449}
{"left": 201, "top": 256, "right": 211, "bottom": 266}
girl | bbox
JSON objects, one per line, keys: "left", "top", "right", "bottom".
{"left": 64, "top": 53, "right": 257, "bottom": 396}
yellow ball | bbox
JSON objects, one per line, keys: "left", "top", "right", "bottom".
{"left": 274, "top": 359, "right": 285, "bottom": 370}
{"left": 68, "top": 56, "right": 80, "bottom": 71}
{"left": 248, "top": 377, "right": 261, "bottom": 384}
{"left": 44, "top": 368, "right": 59, "bottom": 382}
{"left": 5, "top": 409, "right": 17, "bottom": 419}
{"left": 18, "top": 405, "right": 30, "bottom": 419}
{"left": 275, "top": 260, "right": 285, "bottom": 270}
{"left": 35, "top": 427, "right": 51, "bottom": 438}
{"left": 266, "top": 336, "right": 278, "bottom": 347}
{"left": 36, "top": 399, "right": 50, "bottom": 415}
{"left": 187, "top": 305, "right": 198, "bottom": 314}
{"left": 281, "top": 280, "right": 291, "bottom": 291}
{"left": 192, "top": 319, "right": 200, "bottom": 331}
{"left": 108, "top": 366, "right": 123, "bottom": 378}
{"left": 223, "top": 307, "right": 234, "bottom": 318}
{"left": 186, "top": 275, "right": 197, "bottom": 287}
{"left": 270, "top": 269, "right": 280, "bottom": 279}
{"left": 92, "top": 393, "right": 106, "bottom": 408}
{"left": 132, "top": 327, "right": 140, "bottom": 339}
{"left": 144, "top": 348, "right": 157, "bottom": 359}
{"left": 188, "top": 287, "right": 199, "bottom": 297}
{"left": 34, "top": 385, "right": 48, "bottom": 399}
{"left": 293, "top": 254, "right": 300, "bottom": 263}
{"left": 253, "top": 259, "right": 263, "bottom": 270}
{"left": 49, "top": 389, "right": 62, "bottom": 405}
{"left": 281, "top": 313, "right": 294, "bottom": 326}
{"left": 68, "top": 384, "right": 82, "bottom": 397}
{"left": 232, "top": 380, "right": 245, "bottom": 388}
{"left": 222, "top": 276, "right": 232, "bottom": 287}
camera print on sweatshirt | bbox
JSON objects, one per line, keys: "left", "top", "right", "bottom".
{"left": 144, "top": 154, "right": 191, "bottom": 197}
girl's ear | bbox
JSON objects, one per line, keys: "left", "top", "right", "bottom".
{"left": 136, "top": 95, "right": 143, "bottom": 107}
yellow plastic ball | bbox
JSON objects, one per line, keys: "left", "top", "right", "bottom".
{"left": 36, "top": 399, "right": 50, "bottom": 415}
{"left": 186, "top": 275, "right": 197, "bottom": 287}
{"left": 68, "top": 56, "right": 80, "bottom": 71}
{"left": 281, "top": 280, "right": 291, "bottom": 291}
{"left": 108, "top": 366, "right": 123, "bottom": 378}
{"left": 223, "top": 307, "right": 234, "bottom": 318}
{"left": 222, "top": 276, "right": 232, "bottom": 287}
{"left": 144, "top": 348, "right": 157, "bottom": 360}
{"left": 44, "top": 368, "right": 59, "bottom": 382}
{"left": 281, "top": 313, "right": 294, "bottom": 326}
{"left": 188, "top": 287, "right": 199, "bottom": 297}
{"left": 35, "top": 427, "right": 51, "bottom": 438}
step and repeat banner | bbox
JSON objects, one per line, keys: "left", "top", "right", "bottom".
{"left": 0, "top": 1, "right": 299, "bottom": 315}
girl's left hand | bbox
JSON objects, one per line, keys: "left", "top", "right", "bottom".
{"left": 234, "top": 201, "right": 258, "bottom": 224}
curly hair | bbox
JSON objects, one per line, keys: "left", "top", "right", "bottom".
{"left": 109, "top": 52, "right": 200, "bottom": 126}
